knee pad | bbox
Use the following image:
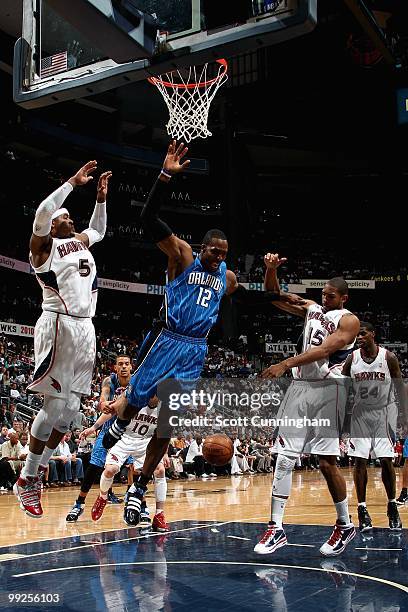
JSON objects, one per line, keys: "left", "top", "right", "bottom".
{"left": 53, "top": 392, "right": 81, "bottom": 434}
{"left": 272, "top": 453, "right": 297, "bottom": 498}
{"left": 154, "top": 477, "right": 167, "bottom": 503}
{"left": 31, "top": 396, "right": 67, "bottom": 441}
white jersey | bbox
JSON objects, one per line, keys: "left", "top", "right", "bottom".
{"left": 30, "top": 236, "right": 97, "bottom": 318}
{"left": 350, "top": 346, "right": 393, "bottom": 408}
{"left": 121, "top": 404, "right": 159, "bottom": 454}
{"left": 294, "top": 304, "right": 355, "bottom": 379}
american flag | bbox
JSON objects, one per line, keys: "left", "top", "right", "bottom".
{"left": 40, "top": 51, "right": 68, "bottom": 78}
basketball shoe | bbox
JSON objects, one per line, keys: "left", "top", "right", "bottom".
{"left": 66, "top": 502, "right": 84, "bottom": 522}
{"left": 91, "top": 495, "right": 108, "bottom": 522}
{"left": 124, "top": 482, "right": 147, "bottom": 526}
{"left": 139, "top": 501, "right": 152, "bottom": 527}
{"left": 319, "top": 519, "right": 355, "bottom": 556}
{"left": 396, "top": 489, "right": 408, "bottom": 505}
{"left": 387, "top": 501, "right": 402, "bottom": 531}
{"left": 254, "top": 522, "right": 287, "bottom": 555}
{"left": 357, "top": 505, "right": 372, "bottom": 532}
{"left": 13, "top": 475, "right": 43, "bottom": 518}
{"left": 153, "top": 511, "right": 170, "bottom": 532}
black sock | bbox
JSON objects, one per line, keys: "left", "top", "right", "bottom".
{"left": 136, "top": 473, "right": 150, "bottom": 488}
{"left": 402, "top": 488, "right": 407, "bottom": 495}
{"left": 108, "top": 487, "right": 113, "bottom": 496}
{"left": 76, "top": 496, "right": 85, "bottom": 505}
{"left": 114, "top": 418, "right": 131, "bottom": 428}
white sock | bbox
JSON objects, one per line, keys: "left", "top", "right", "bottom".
{"left": 335, "top": 498, "right": 350, "bottom": 524}
{"left": 21, "top": 451, "right": 43, "bottom": 479}
{"left": 271, "top": 496, "right": 287, "bottom": 528}
{"left": 388, "top": 498, "right": 396, "bottom": 504}
{"left": 358, "top": 502, "right": 366, "bottom": 508}
{"left": 100, "top": 473, "right": 114, "bottom": 499}
{"left": 40, "top": 445, "right": 55, "bottom": 468}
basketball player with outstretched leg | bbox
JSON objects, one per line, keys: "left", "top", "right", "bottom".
{"left": 343, "top": 322, "right": 404, "bottom": 531}
{"left": 255, "top": 253, "right": 359, "bottom": 557}
{"left": 66, "top": 354, "right": 132, "bottom": 522}
{"left": 102, "top": 141, "right": 302, "bottom": 527}
{"left": 91, "top": 396, "right": 170, "bottom": 531}
{"left": 14, "top": 163, "right": 111, "bottom": 518}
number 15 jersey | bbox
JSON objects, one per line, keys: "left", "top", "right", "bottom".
{"left": 30, "top": 236, "right": 98, "bottom": 318}
{"left": 296, "top": 304, "right": 355, "bottom": 380}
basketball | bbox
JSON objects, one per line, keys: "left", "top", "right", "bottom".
{"left": 202, "top": 434, "right": 234, "bottom": 466}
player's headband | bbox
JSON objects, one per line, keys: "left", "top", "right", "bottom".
{"left": 51, "top": 207, "right": 69, "bottom": 221}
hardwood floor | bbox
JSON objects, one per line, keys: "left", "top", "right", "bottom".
{"left": 1, "top": 467, "right": 406, "bottom": 547}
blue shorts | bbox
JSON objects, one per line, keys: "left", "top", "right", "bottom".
{"left": 403, "top": 439, "right": 408, "bottom": 459}
{"left": 90, "top": 434, "right": 108, "bottom": 468}
{"left": 126, "top": 327, "right": 207, "bottom": 409}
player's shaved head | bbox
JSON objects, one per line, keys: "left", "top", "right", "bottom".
{"left": 202, "top": 229, "right": 227, "bottom": 244}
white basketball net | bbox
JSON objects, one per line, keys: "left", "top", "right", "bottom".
{"left": 148, "top": 59, "right": 228, "bottom": 143}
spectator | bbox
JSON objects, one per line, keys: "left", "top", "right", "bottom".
{"left": 0, "top": 431, "right": 23, "bottom": 476}
{"left": 9, "top": 382, "right": 22, "bottom": 400}
{"left": 0, "top": 425, "right": 8, "bottom": 444}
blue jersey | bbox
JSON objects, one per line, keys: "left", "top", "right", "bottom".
{"left": 163, "top": 256, "right": 227, "bottom": 338}
{"left": 91, "top": 373, "right": 128, "bottom": 467}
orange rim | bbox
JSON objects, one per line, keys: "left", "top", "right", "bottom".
{"left": 148, "top": 59, "right": 228, "bottom": 90}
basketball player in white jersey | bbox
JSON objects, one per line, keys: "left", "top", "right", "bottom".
{"left": 255, "top": 253, "right": 359, "bottom": 557}
{"left": 14, "top": 161, "right": 112, "bottom": 518}
{"left": 91, "top": 396, "right": 170, "bottom": 532}
{"left": 343, "top": 322, "right": 403, "bottom": 531}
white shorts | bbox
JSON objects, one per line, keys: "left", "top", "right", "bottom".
{"left": 348, "top": 403, "right": 397, "bottom": 459}
{"left": 106, "top": 438, "right": 149, "bottom": 471}
{"left": 275, "top": 380, "right": 347, "bottom": 456}
{"left": 27, "top": 311, "right": 95, "bottom": 399}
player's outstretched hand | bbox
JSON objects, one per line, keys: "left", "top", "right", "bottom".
{"left": 264, "top": 253, "right": 287, "bottom": 270}
{"left": 97, "top": 171, "right": 112, "bottom": 203}
{"left": 69, "top": 160, "right": 98, "bottom": 187}
{"left": 261, "top": 362, "right": 288, "bottom": 379}
{"left": 163, "top": 140, "right": 190, "bottom": 175}
{"left": 79, "top": 426, "right": 95, "bottom": 440}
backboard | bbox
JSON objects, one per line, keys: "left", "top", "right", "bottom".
{"left": 14, "top": 0, "right": 317, "bottom": 109}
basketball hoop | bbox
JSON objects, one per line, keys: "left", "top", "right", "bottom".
{"left": 148, "top": 59, "right": 228, "bottom": 143}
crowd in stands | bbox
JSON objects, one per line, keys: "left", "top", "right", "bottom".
{"left": 1, "top": 332, "right": 407, "bottom": 491}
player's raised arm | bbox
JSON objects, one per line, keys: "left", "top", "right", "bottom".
{"left": 30, "top": 160, "right": 97, "bottom": 264}
{"left": 140, "top": 141, "right": 194, "bottom": 272}
{"left": 226, "top": 268, "right": 308, "bottom": 308}
{"left": 262, "top": 313, "right": 360, "bottom": 378}
{"left": 76, "top": 170, "right": 112, "bottom": 247}
{"left": 263, "top": 252, "right": 314, "bottom": 317}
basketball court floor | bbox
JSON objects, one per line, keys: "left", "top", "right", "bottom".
{"left": 1, "top": 469, "right": 407, "bottom": 610}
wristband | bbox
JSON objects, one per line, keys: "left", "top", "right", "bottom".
{"left": 160, "top": 168, "right": 172, "bottom": 179}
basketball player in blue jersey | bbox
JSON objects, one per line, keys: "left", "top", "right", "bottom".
{"left": 65, "top": 355, "right": 132, "bottom": 522}
{"left": 103, "top": 141, "right": 300, "bottom": 526}
{"left": 255, "top": 253, "right": 360, "bottom": 557}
